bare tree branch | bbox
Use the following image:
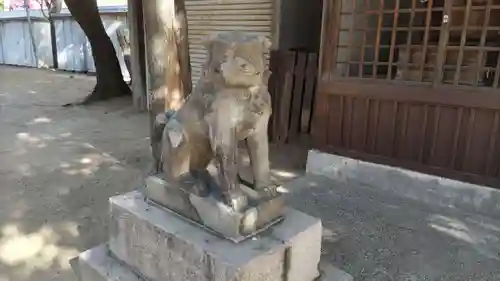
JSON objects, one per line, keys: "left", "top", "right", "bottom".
{"left": 34, "top": 0, "right": 51, "bottom": 20}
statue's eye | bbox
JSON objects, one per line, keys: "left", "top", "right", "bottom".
{"left": 213, "top": 67, "right": 221, "bottom": 73}
{"left": 241, "top": 63, "right": 248, "bottom": 69}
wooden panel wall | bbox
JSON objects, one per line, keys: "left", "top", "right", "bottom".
{"left": 268, "top": 50, "right": 318, "bottom": 145}
{"left": 312, "top": 82, "right": 500, "bottom": 187}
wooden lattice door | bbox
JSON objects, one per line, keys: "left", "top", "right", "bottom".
{"left": 313, "top": 0, "right": 500, "bottom": 187}
{"left": 323, "top": 0, "right": 500, "bottom": 86}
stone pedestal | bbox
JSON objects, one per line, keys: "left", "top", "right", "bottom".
{"left": 143, "top": 175, "right": 285, "bottom": 242}
{"left": 72, "top": 190, "right": 324, "bottom": 281}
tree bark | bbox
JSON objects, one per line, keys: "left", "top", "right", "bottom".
{"left": 49, "top": 17, "right": 58, "bottom": 68}
{"left": 143, "top": 0, "right": 191, "bottom": 114}
{"left": 143, "top": 0, "right": 191, "bottom": 164}
{"left": 35, "top": 0, "right": 60, "bottom": 68}
{"left": 128, "top": 0, "right": 147, "bottom": 111}
{"left": 64, "top": 0, "right": 131, "bottom": 105}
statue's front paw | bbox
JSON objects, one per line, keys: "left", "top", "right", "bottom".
{"left": 254, "top": 183, "right": 279, "bottom": 198}
{"left": 222, "top": 190, "right": 248, "bottom": 212}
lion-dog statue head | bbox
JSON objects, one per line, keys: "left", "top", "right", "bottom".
{"left": 201, "top": 31, "right": 272, "bottom": 88}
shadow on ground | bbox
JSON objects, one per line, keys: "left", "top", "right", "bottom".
{"left": 0, "top": 66, "right": 153, "bottom": 281}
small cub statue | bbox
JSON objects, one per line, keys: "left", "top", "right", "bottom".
{"left": 147, "top": 31, "right": 281, "bottom": 239}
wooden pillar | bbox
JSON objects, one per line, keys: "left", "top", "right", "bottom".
{"left": 142, "top": 0, "right": 191, "bottom": 160}
{"left": 128, "top": 0, "right": 147, "bottom": 111}
{"left": 142, "top": 0, "right": 191, "bottom": 115}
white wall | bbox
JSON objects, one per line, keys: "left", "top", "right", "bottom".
{"left": 0, "top": 19, "right": 52, "bottom": 67}
{"left": 0, "top": 6, "right": 130, "bottom": 81}
{"left": 3, "top": 0, "right": 127, "bottom": 11}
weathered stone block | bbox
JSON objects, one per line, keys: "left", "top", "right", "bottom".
{"left": 319, "top": 264, "right": 354, "bottom": 281}
{"left": 108, "top": 191, "right": 321, "bottom": 281}
{"left": 71, "top": 244, "right": 143, "bottom": 281}
{"left": 273, "top": 212, "right": 322, "bottom": 281}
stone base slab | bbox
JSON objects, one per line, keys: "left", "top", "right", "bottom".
{"left": 108, "top": 191, "right": 322, "bottom": 281}
{"left": 318, "top": 264, "right": 354, "bottom": 281}
{"left": 71, "top": 245, "right": 351, "bottom": 281}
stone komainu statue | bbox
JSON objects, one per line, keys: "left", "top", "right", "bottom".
{"left": 151, "top": 31, "right": 273, "bottom": 212}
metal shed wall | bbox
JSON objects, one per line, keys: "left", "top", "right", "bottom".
{"left": 185, "top": 0, "right": 276, "bottom": 84}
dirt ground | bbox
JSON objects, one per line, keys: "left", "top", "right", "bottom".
{"left": 0, "top": 66, "right": 153, "bottom": 281}
{"left": 0, "top": 66, "right": 308, "bottom": 281}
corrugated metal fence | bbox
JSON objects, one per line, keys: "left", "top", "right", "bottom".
{"left": 0, "top": 6, "right": 130, "bottom": 80}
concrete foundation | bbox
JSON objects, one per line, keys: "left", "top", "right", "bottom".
{"left": 319, "top": 264, "right": 354, "bottom": 281}
{"left": 72, "top": 188, "right": 332, "bottom": 281}
{"left": 108, "top": 191, "right": 322, "bottom": 281}
{"left": 306, "top": 149, "right": 500, "bottom": 217}
{"left": 72, "top": 244, "right": 352, "bottom": 281}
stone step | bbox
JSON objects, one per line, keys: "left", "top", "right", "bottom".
{"left": 70, "top": 244, "right": 144, "bottom": 281}
{"left": 71, "top": 245, "right": 352, "bottom": 281}
{"left": 319, "top": 264, "right": 354, "bottom": 281}
{"left": 108, "top": 190, "right": 323, "bottom": 281}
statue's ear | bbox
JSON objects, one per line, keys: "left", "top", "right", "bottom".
{"left": 258, "top": 36, "right": 272, "bottom": 51}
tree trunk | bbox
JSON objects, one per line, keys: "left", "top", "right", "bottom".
{"left": 64, "top": 0, "right": 131, "bottom": 105}
{"left": 37, "top": 0, "right": 60, "bottom": 68}
{"left": 143, "top": 0, "right": 191, "bottom": 114}
{"left": 48, "top": 15, "right": 58, "bottom": 69}
{"left": 128, "top": 0, "right": 147, "bottom": 111}
{"left": 143, "top": 0, "right": 191, "bottom": 166}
